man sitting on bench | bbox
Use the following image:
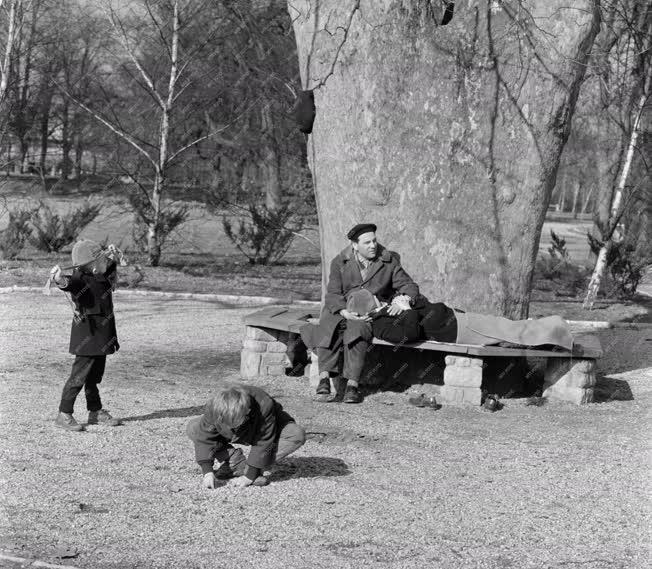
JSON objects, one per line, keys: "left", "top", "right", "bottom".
{"left": 300, "top": 222, "right": 575, "bottom": 404}
{"left": 300, "top": 223, "right": 418, "bottom": 404}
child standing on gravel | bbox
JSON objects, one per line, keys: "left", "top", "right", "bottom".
{"left": 49, "top": 239, "right": 123, "bottom": 432}
{"left": 186, "top": 382, "right": 306, "bottom": 488}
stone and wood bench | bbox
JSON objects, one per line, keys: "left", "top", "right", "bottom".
{"left": 241, "top": 306, "right": 603, "bottom": 406}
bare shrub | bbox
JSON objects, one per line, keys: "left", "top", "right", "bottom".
{"left": 0, "top": 207, "right": 37, "bottom": 259}
{"left": 30, "top": 201, "right": 101, "bottom": 252}
{"left": 222, "top": 202, "right": 305, "bottom": 265}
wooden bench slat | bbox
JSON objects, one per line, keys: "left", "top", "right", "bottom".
{"left": 243, "top": 307, "right": 316, "bottom": 333}
{"left": 371, "top": 337, "right": 601, "bottom": 359}
{"left": 571, "top": 334, "right": 603, "bottom": 357}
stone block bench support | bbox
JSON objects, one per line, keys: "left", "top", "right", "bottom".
{"left": 241, "top": 325, "right": 291, "bottom": 380}
{"left": 542, "top": 358, "right": 597, "bottom": 404}
{"left": 439, "top": 355, "right": 484, "bottom": 406}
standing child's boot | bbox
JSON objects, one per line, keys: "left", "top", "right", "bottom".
{"left": 88, "top": 409, "right": 121, "bottom": 426}
{"left": 55, "top": 412, "right": 85, "bottom": 432}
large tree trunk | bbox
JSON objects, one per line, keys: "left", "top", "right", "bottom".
{"left": 290, "top": 0, "right": 600, "bottom": 317}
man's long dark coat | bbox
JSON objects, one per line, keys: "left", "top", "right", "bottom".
{"left": 300, "top": 244, "right": 419, "bottom": 349}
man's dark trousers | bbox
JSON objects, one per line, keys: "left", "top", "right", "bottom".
{"left": 317, "top": 319, "right": 372, "bottom": 382}
{"left": 59, "top": 355, "right": 106, "bottom": 413}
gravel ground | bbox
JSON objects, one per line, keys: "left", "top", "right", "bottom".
{"left": 0, "top": 292, "right": 651, "bottom": 569}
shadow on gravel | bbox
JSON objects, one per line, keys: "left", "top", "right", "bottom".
{"left": 621, "top": 294, "right": 652, "bottom": 323}
{"left": 121, "top": 405, "right": 204, "bottom": 422}
{"left": 270, "top": 456, "right": 351, "bottom": 481}
{"left": 593, "top": 375, "right": 635, "bottom": 403}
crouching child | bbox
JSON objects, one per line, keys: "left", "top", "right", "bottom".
{"left": 186, "top": 383, "right": 306, "bottom": 488}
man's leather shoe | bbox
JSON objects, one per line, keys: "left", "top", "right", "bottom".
{"left": 88, "top": 409, "right": 121, "bottom": 426}
{"left": 343, "top": 385, "right": 363, "bottom": 404}
{"left": 55, "top": 412, "right": 84, "bottom": 432}
{"left": 251, "top": 475, "right": 270, "bottom": 487}
{"left": 325, "top": 376, "right": 348, "bottom": 402}
{"left": 316, "top": 376, "right": 331, "bottom": 395}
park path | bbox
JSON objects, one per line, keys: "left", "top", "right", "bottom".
{"left": 1, "top": 292, "right": 651, "bottom": 569}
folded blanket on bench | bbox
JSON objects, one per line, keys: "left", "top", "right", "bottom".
{"left": 454, "top": 312, "right": 574, "bottom": 351}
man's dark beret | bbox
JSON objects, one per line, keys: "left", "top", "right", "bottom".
{"left": 347, "top": 223, "right": 377, "bottom": 241}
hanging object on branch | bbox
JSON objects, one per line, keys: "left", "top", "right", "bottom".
{"left": 441, "top": 2, "right": 454, "bottom": 25}
{"left": 291, "top": 90, "right": 316, "bottom": 134}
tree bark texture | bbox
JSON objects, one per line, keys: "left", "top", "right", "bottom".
{"left": 289, "top": 0, "right": 600, "bottom": 317}
{"left": 148, "top": 170, "right": 163, "bottom": 267}
{"left": 261, "top": 102, "right": 282, "bottom": 211}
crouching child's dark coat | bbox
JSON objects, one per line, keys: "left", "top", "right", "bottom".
{"left": 190, "top": 385, "right": 294, "bottom": 479}
{"left": 59, "top": 268, "right": 120, "bottom": 356}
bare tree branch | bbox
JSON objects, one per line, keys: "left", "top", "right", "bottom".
{"left": 104, "top": 1, "right": 166, "bottom": 109}
{"left": 143, "top": 0, "right": 173, "bottom": 62}
{"left": 53, "top": 79, "right": 157, "bottom": 168}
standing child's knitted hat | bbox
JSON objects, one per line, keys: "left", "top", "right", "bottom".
{"left": 71, "top": 239, "right": 103, "bottom": 267}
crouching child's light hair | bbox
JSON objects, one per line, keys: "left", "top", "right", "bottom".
{"left": 209, "top": 383, "right": 251, "bottom": 428}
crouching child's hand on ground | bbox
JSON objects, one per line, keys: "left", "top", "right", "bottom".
{"left": 228, "top": 475, "right": 253, "bottom": 488}
{"left": 202, "top": 472, "right": 218, "bottom": 489}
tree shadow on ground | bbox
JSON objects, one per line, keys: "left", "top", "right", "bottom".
{"left": 270, "top": 456, "right": 350, "bottom": 482}
{"left": 121, "top": 406, "right": 204, "bottom": 423}
{"left": 126, "top": 349, "right": 241, "bottom": 377}
{"left": 619, "top": 294, "right": 652, "bottom": 323}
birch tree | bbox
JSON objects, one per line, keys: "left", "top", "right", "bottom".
{"left": 583, "top": 68, "right": 651, "bottom": 308}
{"left": 60, "top": 0, "right": 242, "bottom": 265}
{"left": 0, "top": 0, "right": 20, "bottom": 106}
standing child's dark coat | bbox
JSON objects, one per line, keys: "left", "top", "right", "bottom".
{"left": 60, "top": 268, "right": 120, "bottom": 356}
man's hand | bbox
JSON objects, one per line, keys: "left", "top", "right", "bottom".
{"left": 50, "top": 265, "right": 63, "bottom": 285}
{"left": 202, "top": 472, "right": 217, "bottom": 489}
{"left": 228, "top": 476, "right": 253, "bottom": 488}
{"left": 386, "top": 304, "right": 405, "bottom": 316}
{"left": 388, "top": 295, "right": 411, "bottom": 315}
{"left": 339, "top": 309, "right": 372, "bottom": 322}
